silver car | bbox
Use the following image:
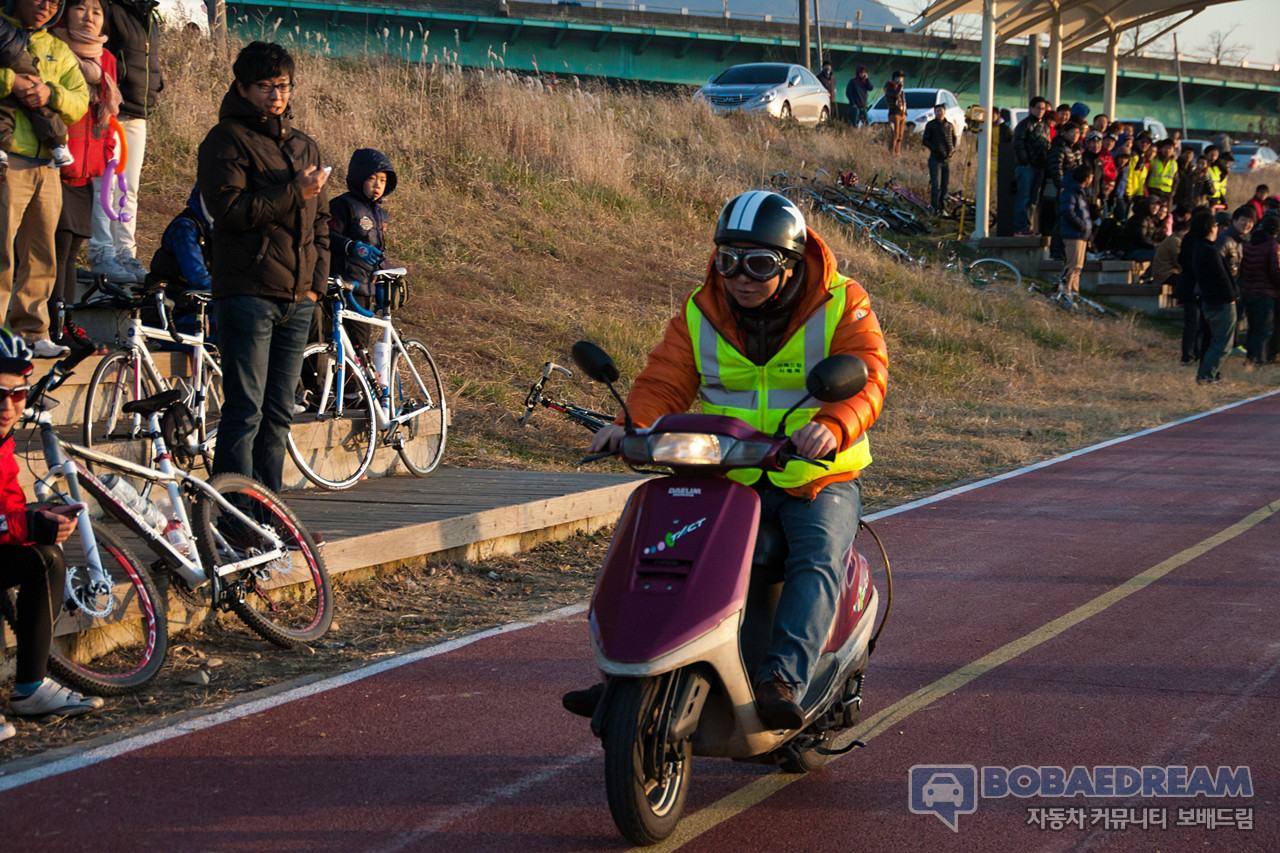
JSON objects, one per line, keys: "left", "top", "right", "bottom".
{"left": 697, "top": 63, "right": 832, "bottom": 125}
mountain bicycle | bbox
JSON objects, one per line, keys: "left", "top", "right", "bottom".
{"left": 288, "top": 269, "right": 448, "bottom": 489}
{"left": 518, "top": 361, "right": 611, "bottom": 432}
{"left": 80, "top": 279, "right": 223, "bottom": 474}
{"left": 1, "top": 348, "right": 333, "bottom": 694}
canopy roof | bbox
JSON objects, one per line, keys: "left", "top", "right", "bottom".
{"left": 911, "top": 0, "right": 1242, "bottom": 52}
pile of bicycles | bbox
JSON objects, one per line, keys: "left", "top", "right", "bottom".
{"left": 768, "top": 170, "right": 931, "bottom": 265}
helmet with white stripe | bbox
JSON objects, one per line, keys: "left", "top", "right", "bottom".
{"left": 714, "top": 191, "right": 807, "bottom": 259}
{"left": 0, "top": 328, "right": 33, "bottom": 377}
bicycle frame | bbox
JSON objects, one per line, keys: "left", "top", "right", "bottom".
{"left": 99, "top": 290, "right": 222, "bottom": 453}
{"left": 320, "top": 275, "right": 434, "bottom": 438}
{"left": 519, "top": 361, "right": 611, "bottom": 432}
{"left": 31, "top": 406, "right": 288, "bottom": 595}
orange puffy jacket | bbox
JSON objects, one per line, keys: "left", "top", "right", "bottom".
{"left": 620, "top": 228, "right": 888, "bottom": 499}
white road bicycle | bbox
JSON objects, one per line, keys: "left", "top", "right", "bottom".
{"left": 288, "top": 269, "right": 448, "bottom": 489}
{"left": 1, "top": 348, "right": 333, "bottom": 694}
{"left": 81, "top": 279, "right": 223, "bottom": 473}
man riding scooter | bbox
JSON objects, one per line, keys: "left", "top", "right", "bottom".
{"left": 564, "top": 190, "right": 888, "bottom": 729}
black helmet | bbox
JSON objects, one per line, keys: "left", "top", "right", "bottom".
{"left": 714, "top": 191, "right": 807, "bottom": 259}
{"left": 0, "top": 328, "right": 33, "bottom": 377}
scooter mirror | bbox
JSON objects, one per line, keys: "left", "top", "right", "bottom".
{"left": 806, "top": 354, "right": 869, "bottom": 402}
{"left": 571, "top": 341, "right": 620, "bottom": 384}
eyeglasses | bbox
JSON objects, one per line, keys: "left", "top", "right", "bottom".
{"left": 0, "top": 385, "right": 29, "bottom": 405}
{"left": 253, "top": 81, "right": 295, "bottom": 95}
{"left": 714, "top": 246, "right": 789, "bottom": 281}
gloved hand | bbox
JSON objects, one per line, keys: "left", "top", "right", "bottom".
{"left": 349, "top": 242, "right": 383, "bottom": 266}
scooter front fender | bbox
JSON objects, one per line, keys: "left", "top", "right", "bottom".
{"left": 590, "top": 477, "right": 759, "bottom": 664}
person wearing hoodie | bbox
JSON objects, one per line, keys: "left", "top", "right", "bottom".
{"left": 0, "top": 0, "right": 89, "bottom": 360}
{"left": 1238, "top": 214, "right": 1280, "bottom": 367}
{"left": 1058, "top": 165, "right": 1093, "bottom": 302}
{"left": 196, "top": 41, "right": 330, "bottom": 496}
{"left": 562, "top": 191, "right": 887, "bottom": 730}
{"left": 328, "top": 147, "right": 394, "bottom": 351}
{"left": 845, "top": 65, "right": 871, "bottom": 127}
{"left": 145, "top": 182, "right": 215, "bottom": 340}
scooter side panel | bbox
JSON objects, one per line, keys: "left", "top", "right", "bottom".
{"left": 823, "top": 547, "right": 874, "bottom": 655}
{"left": 591, "top": 477, "right": 759, "bottom": 664}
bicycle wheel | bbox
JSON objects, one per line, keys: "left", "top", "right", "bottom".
{"left": 83, "top": 349, "right": 164, "bottom": 483}
{"left": 0, "top": 520, "right": 168, "bottom": 695}
{"left": 966, "top": 258, "right": 1023, "bottom": 292}
{"left": 193, "top": 473, "right": 333, "bottom": 647}
{"left": 389, "top": 338, "right": 448, "bottom": 476}
{"left": 287, "top": 343, "right": 377, "bottom": 490}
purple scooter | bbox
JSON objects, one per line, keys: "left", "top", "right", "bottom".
{"left": 569, "top": 341, "right": 893, "bottom": 846}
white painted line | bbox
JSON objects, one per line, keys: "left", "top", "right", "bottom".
{"left": 865, "top": 388, "right": 1280, "bottom": 522}
{"left": 4, "top": 386, "right": 1276, "bottom": 792}
{"left": 0, "top": 602, "right": 588, "bottom": 794}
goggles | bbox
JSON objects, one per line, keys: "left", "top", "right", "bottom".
{"left": 714, "top": 246, "right": 790, "bottom": 282}
{"left": 0, "top": 385, "right": 29, "bottom": 405}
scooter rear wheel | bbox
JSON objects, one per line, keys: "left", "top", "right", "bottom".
{"left": 603, "top": 676, "right": 692, "bottom": 845}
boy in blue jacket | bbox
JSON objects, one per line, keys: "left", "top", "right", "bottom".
{"left": 328, "top": 148, "right": 394, "bottom": 351}
{"left": 1059, "top": 164, "right": 1095, "bottom": 302}
{"left": 145, "top": 182, "right": 215, "bottom": 341}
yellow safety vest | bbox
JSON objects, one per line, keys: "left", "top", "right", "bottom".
{"left": 1210, "top": 165, "right": 1229, "bottom": 201}
{"left": 1126, "top": 161, "right": 1149, "bottom": 198}
{"left": 687, "top": 280, "right": 872, "bottom": 488}
{"left": 1146, "top": 158, "right": 1177, "bottom": 194}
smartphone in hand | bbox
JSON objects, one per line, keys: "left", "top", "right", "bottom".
{"left": 48, "top": 503, "right": 86, "bottom": 519}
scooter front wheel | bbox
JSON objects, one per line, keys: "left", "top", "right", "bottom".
{"left": 603, "top": 676, "right": 692, "bottom": 846}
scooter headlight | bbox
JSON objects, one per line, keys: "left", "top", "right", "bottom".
{"left": 623, "top": 433, "right": 774, "bottom": 466}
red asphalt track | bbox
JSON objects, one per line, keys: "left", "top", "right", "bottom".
{"left": 3, "top": 393, "right": 1278, "bottom": 852}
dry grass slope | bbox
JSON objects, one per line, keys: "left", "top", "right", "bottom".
{"left": 140, "top": 36, "right": 1272, "bottom": 509}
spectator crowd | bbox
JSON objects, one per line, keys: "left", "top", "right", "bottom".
{"left": 1006, "top": 96, "right": 1280, "bottom": 382}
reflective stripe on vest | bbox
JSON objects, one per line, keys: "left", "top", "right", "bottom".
{"left": 1147, "top": 158, "right": 1176, "bottom": 194}
{"left": 688, "top": 280, "right": 872, "bottom": 488}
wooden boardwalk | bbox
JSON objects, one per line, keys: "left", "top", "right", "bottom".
{"left": 284, "top": 467, "right": 642, "bottom": 574}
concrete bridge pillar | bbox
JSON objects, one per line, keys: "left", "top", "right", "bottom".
{"left": 1025, "top": 36, "right": 1041, "bottom": 103}
{"left": 1104, "top": 31, "right": 1119, "bottom": 119}
{"left": 974, "top": 0, "right": 997, "bottom": 240}
{"left": 1047, "top": 7, "right": 1062, "bottom": 107}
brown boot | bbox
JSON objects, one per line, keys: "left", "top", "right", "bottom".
{"left": 754, "top": 673, "right": 805, "bottom": 730}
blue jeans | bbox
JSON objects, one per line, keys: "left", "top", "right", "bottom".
{"left": 1244, "top": 295, "right": 1275, "bottom": 363}
{"left": 212, "top": 295, "right": 316, "bottom": 493}
{"left": 849, "top": 105, "right": 869, "bottom": 127}
{"left": 1014, "top": 165, "right": 1043, "bottom": 232}
{"left": 928, "top": 156, "right": 950, "bottom": 210}
{"left": 1198, "top": 302, "right": 1236, "bottom": 381}
{"left": 754, "top": 477, "right": 862, "bottom": 690}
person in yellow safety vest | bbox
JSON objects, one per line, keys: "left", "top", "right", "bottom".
{"left": 570, "top": 191, "right": 889, "bottom": 730}
{"left": 1125, "top": 145, "right": 1152, "bottom": 203}
{"left": 1146, "top": 138, "right": 1178, "bottom": 203}
{"left": 1208, "top": 152, "right": 1232, "bottom": 210}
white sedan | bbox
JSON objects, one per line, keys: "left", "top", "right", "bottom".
{"left": 867, "top": 87, "right": 966, "bottom": 138}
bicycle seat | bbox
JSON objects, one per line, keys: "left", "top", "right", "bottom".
{"left": 122, "top": 389, "right": 184, "bottom": 416}
{"left": 372, "top": 267, "right": 407, "bottom": 278}
{"left": 187, "top": 292, "right": 212, "bottom": 305}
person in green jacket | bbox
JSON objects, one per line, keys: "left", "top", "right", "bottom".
{"left": 0, "top": 0, "right": 89, "bottom": 357}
